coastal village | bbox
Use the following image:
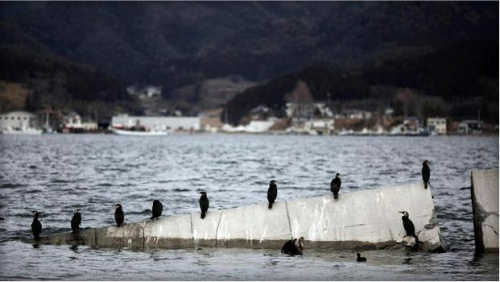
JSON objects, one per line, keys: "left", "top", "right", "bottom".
{"left": 0, "top": 103, "right": 489, "bottom": 136}
{"left": 0, "top": 82, "right": 493, "bottom": 136}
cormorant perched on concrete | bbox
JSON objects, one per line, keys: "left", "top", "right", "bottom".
{"left": 71, "top": 208, "right": 81, "bottom": 233}
{"left": 330, "top": 173, "right": 341, "bottom": 199}
{"left": 151, "top": 200, "right": 163, "bottom": 219}
{"left": 199, "top": 192, "right": 209, "bottom": 219}
{"left": 267, "top": 180, "right": 278, "bottom": 209}
{"left": 114, "top": 204, "right": 125, "bottom": 227}
{"left": 422, "top": 160, "right": 430, "bottom": 189}
{"left": 400, "top": 211, "right": 419, "bottom": 250}
{"left": 356, "top": 252, "right": 367, "bottom": 262}
{"left": 281, "top": 237, "right": 304, "bottom": 255}
{"left": 399, "top": 211, "right": 415, "bottom": 236}
{"left": 31, "top": 211, "right": 42, "bottom": 240}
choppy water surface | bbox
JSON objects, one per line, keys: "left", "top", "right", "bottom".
{"left": 0, "top": 134, "right": 498, "bottom": 280}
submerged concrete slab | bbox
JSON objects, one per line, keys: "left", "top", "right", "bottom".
{"left": 94, "top": 223, "right": 144, "bottom": 248}
{"left": 471, "top": 169, "right": 499, "bottom": 253}
{"left": 37, "top": 228, "right": 96, "bottom": 246}
{"left": 143, "top": 214, "right": 193, "bottom": 248}
{"left": 191, "top": 210, "right": 223, "bottom": 247}
{"left": 216, "top": 201, "right": 291, "bottom": 248}
{"left": 32, "top": 182, "right": 446, "bottom": 252}
{"left": 287, "top": 183, "right": 445, "bottom": 252}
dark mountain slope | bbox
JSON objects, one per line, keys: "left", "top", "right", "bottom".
{"left": 0, "top": 21, "right": 139, "bottom": 114}
{"left": 3, "top": 1, "right": 497, "bottom": 87}
{"left": 226, "top": 40, "right": 499, "bottom": 124}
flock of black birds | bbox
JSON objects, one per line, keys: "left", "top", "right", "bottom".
{"left": 30, "top": 160, "right": 432, "bottom": 262}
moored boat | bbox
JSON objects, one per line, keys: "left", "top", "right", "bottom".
{"left": 110, "top": 128, "right": 168, "bottom": 136}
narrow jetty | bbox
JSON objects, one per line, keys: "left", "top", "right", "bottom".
{"left": 35, "top": 182, "right": 446, "bottom": 252}
{"left": 471, "top": 169, "right": 499, "bottom": 253}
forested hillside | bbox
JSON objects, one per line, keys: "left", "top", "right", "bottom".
{"left": 226, "top": 40, "right": 499, "bottom": 124}
{"left": 0, "top": 1, "right": 497, "bottom": 117}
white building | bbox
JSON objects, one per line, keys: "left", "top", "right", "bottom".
{"left": 111, "top": 115, "right": 201, "bottom": 132}
{"left": 0, "top": 111, "right": 39, "bottom": 131}
{"left": 304, "top": 119, "right": 335, "bottom": 135}
{"left": 427, "top": 117, "right": 447, "bottom": 135}
{"left": 457, "top": 120, "right": 483, "bottom": 134}
{"left": 346, "top": 110, "right": 372, "bottom": 120}
{"left": 286, "top": 102, "right": 333, "bottom": 120}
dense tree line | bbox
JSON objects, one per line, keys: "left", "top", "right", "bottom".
{"left": 0, "top": 41, "right": 139, "bottom": 115}
{"left": 226, "top": 40, "right": 499, "bottom": 125}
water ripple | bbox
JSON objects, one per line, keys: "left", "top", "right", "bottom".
{"left": 0, "top": 134, "right": 497, "bottom": 280}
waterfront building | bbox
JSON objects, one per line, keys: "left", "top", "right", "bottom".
{"left": 427, "top": 117, "right": 447, "bottom": 135}
{"left": 457, "top": 120, "right": 483, "bottom": 134}
{"left": 0, "top": 111, "right": 39, "bottom": 131}
{"left": 304, "top": 119, "right": 335, "bottom": 135}
{"left": 111, "top": 115, "right": 201, "bottom": 132}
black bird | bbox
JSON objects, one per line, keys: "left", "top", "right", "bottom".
{"left": 31, "top": 211, "right": 42, "bottom": 240}
{"left": 422, "top": 160, "right": 430, "bottom": 189}
{"left": 71, "top": 208, "right": 81, "bottom": 233}
{"left": 199, "top": 192, "right": 209, "bottom": 219}
{"left": 267, "top": 180, "right": 278, "bottom": 209}
{"left": 281, "top": 237, "right": 304, "bottom": 255}
{"left": 356, "top": 252, "right": 367, "bottom": 262}
{"left": 295, "top": 236, "right": 304, "bottom": 254}
{"left": 399, "top": 211, "right": 415, "bottom": 236}
{"left": 114, "top": 204, "right": 125, "bottom": 227}
{"left": 330, "top": 173, "right": 341, "bottom": 199}
{"left": 151, "top": 200, "right": 163, "bottom": 219}
{"left": 400, "top": 211, "right": 420, "bottom": 250}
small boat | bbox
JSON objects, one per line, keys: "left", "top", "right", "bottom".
{"left": 110, "top": 128, "right": 168, "bottom": 136}
{"left": 1, "top": 126, "right": 43, "bottom": 135}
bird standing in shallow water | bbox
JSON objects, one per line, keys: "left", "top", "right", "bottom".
{"left": 114, "top": 204, "right": 124, "bottom": 227}
{"left": 199, "top": 192, "right": 209, "bottom": 219}
{"left": 267, "top": 180, "right": 278, "bottom": 209}
{"left": 330, "top": 173, "right": 341, "bottom": 199}
{"left": 281, "top": 237, "right": 304, "bottom": 255}
{"left": 31, "top": 211, "right": 42, "bottom": 240}
{"left": 356, "top": 252, "right": 367, "bottom": 262}
{"left": 295, "top": 237, "right": 304, "bottom": 254}
{"left": 151, "top": 200, "right": 163, "bottom": 219}
{"left": 71, "top": 208, "right": 81, "bottom": 233}
{"left": 422, "top": 160, "right": 430, "bottom": 189}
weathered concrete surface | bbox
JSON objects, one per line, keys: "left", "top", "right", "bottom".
{"left": 192, "top": 210, "right": 223, "bottom": 247}
{"left": 31, "top": 182, "right": 446, "bottom": 252}
{"left": 37, "top": 228, "right": 96, "bottom": 246}
{"left": 287, "top": 183, "right": 445, "bottom": 252}
{"left": 143, "top": 214, "right": 193, "bottom": 248}
{"left": 95, "top": 224, "right": 144, "bottom": 248}
{"left": 216, "top": 201, "right": 291, "bottom": 248}
{"left": 471, "top": 169, "right": 499, "bottom": 253}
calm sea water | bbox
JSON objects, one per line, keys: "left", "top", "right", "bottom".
{"left": 0, "top": 134, "right": 498, "bottom": 280}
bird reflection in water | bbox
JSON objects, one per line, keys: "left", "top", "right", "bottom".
{"left": 70, "top": 245, "right": 79, "bottom": 253}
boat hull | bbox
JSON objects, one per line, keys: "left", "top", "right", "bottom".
{"left": 111, "top": 128, "right": 168, "bottom": 136}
